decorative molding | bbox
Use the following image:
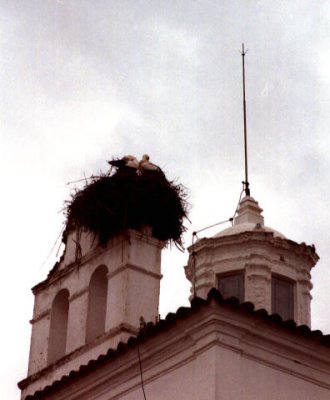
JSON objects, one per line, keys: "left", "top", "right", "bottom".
{"left": 69, "top": 287, "right": 89, "bottom": 302}
{"left": 30, "top": 310, "right": 50, "bottom": 325}
{"left": 107, "top": 263, "right": 162, "bottom": 280}
{"left": 33, "top": 229, "right": 165, "bottom": 293}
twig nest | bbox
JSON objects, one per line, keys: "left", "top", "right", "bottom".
{"left": 64, "top": 161, "right": 189, "bottom": 249}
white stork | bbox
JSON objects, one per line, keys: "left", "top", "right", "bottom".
{"left": 108, "top": 155, "right": 139, "bottom": 170}
{"left": 139, "top": 154, "right": 161, "bottom": 172}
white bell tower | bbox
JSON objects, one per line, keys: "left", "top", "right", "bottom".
{"left": 20, "top": 226, "right": 164, "bottom": 398}
{"left": 19, "top": 154, "right": 189, "bottom": 399}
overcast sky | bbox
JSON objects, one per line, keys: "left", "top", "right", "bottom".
{"left": 1, "top": 1, "right": 330, "bottom": 398}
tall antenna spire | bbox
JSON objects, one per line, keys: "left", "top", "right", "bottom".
{"left": 240, "top": 43, "right": 250, "bottom": 196}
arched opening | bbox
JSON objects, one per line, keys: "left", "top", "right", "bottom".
{"left": 86, "top": 265, "right": 108, "bottom": 343}
{"left": 47, "top": 289, "right": 70, "bottom": 365}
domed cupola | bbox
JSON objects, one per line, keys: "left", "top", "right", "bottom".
{"left": 185, "top": 195, "right": 319, "bottom": 326}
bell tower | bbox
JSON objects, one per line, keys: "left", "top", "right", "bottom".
{"left": 19, "top": 157, "right": 187, "bottom": 400}
{"left": 20, "top": 226, "right": 164, "bottom": 398}
{"left": 185, "top": 195, "right": 319, "bottom": 326}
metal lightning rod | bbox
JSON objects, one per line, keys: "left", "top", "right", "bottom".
{"left": 240, "top": 43, "right": 250, "bottom": 196}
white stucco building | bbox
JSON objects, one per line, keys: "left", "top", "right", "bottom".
{"left": 19, "top": 194, "right": 330, "bottom": 399}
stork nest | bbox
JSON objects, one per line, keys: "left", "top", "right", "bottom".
{"left": 63, "top": 167, "right": 189, "bottom": 249}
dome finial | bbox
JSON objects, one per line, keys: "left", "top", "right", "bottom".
{"left": 234, "top": 196, "right": 264, "bottom": 226}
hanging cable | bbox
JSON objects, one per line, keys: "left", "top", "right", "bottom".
{"left": 137, "top": 340, "right": 147, "bottom": 400}
{"left": 55, "top": 234, "right": 64, "bottom": 257}
{"left": 192, "top": 218, "right": 232, "bottom": 238}
{"left": 38, "top": 224, "right": 65, "bottom": 271}
{"left": 231, "top": 184, "right": 245, "bottom": 223}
